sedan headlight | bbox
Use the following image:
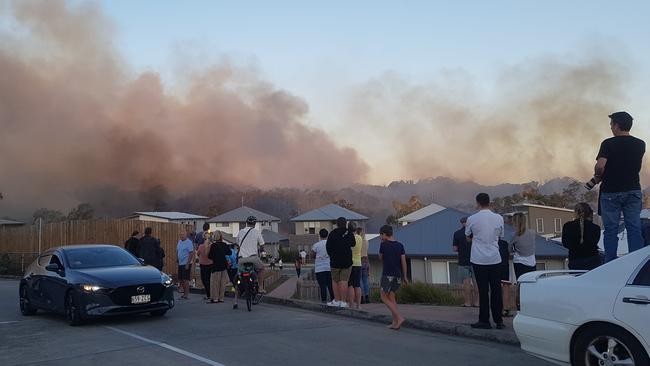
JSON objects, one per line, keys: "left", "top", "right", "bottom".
{"left": 81, "top": 284, "right": 104, "bottom": 292}
{"left": 161, "top": 273, "right": 172, "bottom": 287}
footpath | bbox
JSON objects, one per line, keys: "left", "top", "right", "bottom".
{"left": 265, "top": 268, "right": 518, "bottom": 346}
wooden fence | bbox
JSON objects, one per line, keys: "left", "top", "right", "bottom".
{"left": 0, "top": 219, "right": 193, "bottom": 276}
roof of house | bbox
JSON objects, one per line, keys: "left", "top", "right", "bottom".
{"left": 290, "top": 204, "right": 368, "bottom": 222}
{"left": 134, "top": 212, "right": 208, "bottom": 220}
{"left": 207, "top": 206, "right": 280, "bottom": 223}
{"left": 398, "top": 203, "right": 446, "bottom": 223}
{"left": 368, "top": 208, "right": 568, "bottom": 258}
{"left": 262, "top": 229, "right": 288, "bottom": 243}
{"left": 0, "top": 219, "right": 24, "bottom": 226}
{"left": 513, "top": 203, "right": 574, "bottom": 213}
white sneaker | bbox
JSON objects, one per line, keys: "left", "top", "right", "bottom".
{"left": 339, "top": 301, "right": 349, "bottom": 308}
{"left": 327, "top": 300, "right": 340, "bottom": 307}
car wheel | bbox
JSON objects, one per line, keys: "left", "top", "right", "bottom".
{"left": 150, "top": 309, "right": 167, "bottom": 317}
{"left": 19, "top": 286, "right": 37, "bottom": 316}
{"left": 573, "top": 324, "right": 649, "bottom": 366}
{"left": 65, "top": 292, "right": 83, "bottom": 326}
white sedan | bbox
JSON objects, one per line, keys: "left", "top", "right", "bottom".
{"left": 514, "top": 245, "right": 650, "bottom": 366}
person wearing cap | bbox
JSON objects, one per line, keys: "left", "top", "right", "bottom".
{"left": 594, "top": 111, "right": 646, "bottom": 262}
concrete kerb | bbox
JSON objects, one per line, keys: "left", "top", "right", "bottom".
{"left": 261, "top": 296, "right": 520, "bottom": 346}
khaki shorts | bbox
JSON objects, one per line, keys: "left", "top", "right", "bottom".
{"left": 331, "top": 267, "right": 352, "bottom": 283}
{"left": 238, "top": 256, "right": 264, "bottom": 271}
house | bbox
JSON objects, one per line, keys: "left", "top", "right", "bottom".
{"left": 398, "top": 203, "right": 445, "bottom": 226}
{"left": 125, "top": 212, "right": 208, "bottom": 231}
{"left": 207, "top": 206, "right": 280, "bottom": 237}
{"left": 0, "top": 219, "right": 25, "bottom": 227}
{"left": 290, "top": 203, "right": 368, "bottom": 235}
{"left": 506, "top": 203, "right": 575, "bottom": 237}
{"left": 368, "top": 208, "right": 568, "bottom": 285}
{"left": 289, "top": 203, "right": 369, "bottom": 254}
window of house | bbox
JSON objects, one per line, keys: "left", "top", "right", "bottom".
{"left": 447, "top": 262, "right": 462, "bottom": 285}
{"left": 430, "top": 262, "right": 449, "bottom": 284}
{"left": 536, "top": 218, "right": 544, "bottom": 233}
{"left": 536, "top": 262, "right": 547, "bottom": 270}
{"left": 554, "top": 218, "right": 562, "bottom": 233}
{"left": 632, "top": 260, "right": 650, "bottom": 286}
{"left": 308, "top": 228, "right": 316, "bottom": 234}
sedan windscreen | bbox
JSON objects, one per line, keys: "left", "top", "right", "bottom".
{"left": 65, "top": 247, "right": 142, "bottom": 269}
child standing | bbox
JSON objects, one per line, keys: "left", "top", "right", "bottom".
{"left": 378, "top": 225, "right": 408, "bottom": 330}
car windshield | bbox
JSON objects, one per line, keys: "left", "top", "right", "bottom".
{"left": 64, "top": 247, "right": 141, "bottom": 269}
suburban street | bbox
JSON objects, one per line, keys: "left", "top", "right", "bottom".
{"left": 0, "top": 279, "right": 552, "bottom": 366}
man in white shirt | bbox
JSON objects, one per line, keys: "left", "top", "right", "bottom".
{"left": 312, "top": 229, "right": 334, "bottom": 304}
{"left": 234, "top": 216, "right": 265, "bottom": 309}
{"left": 465, "top": 193, "right": 505, "bottom": 330}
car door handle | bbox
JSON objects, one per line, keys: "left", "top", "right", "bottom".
{"left": 622, "top": 297, "right": 650, "bottom": 305}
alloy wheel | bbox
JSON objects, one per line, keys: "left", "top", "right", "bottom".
{"left": 585, "top": 336, "right": 635, "bottom": 366}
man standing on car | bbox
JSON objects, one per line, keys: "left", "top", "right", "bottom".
{"left": 594, "top": 111, "right": 646, "bottom": 262}
{"left": 453, "top": 217, "right": 476, "bottom": 307}
{"left": 176, "top": 231, "right": 195, "bottom": 300}
{"left": 466, "top": 193, "right": 505, "bottom": 330}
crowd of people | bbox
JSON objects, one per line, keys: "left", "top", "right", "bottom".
{"left": 121, "top": 111, "right": 647, "bottom": 331}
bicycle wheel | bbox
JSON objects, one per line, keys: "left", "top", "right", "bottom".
{"left": 246, "top": 289, "right": 253, "bottom": 312}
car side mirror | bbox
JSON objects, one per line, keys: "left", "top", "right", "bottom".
{"left": 45, "top": 263, "right": 64, "bottom": 275}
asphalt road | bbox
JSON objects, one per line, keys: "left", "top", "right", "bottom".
{"left": 0, "top": 279, "right": 553, "bottom": 366}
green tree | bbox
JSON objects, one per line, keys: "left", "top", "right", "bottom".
{"left": 67, "top": 203, "right": 95, "bottom": 220}
{"left": 32, "top": 208, "right": 66, "bottom": 224}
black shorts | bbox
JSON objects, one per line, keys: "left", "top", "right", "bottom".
{"left": 513, "top": 263, "right": 536, "bottom": 281}
{"left": 380, "top": 275, "right": 401, "bottom": 293}
{"left": 348, "top": 266, "right": 361, "bottom": 288}
{"left": 178, "top": 265, "right": 191, "bottom": 280}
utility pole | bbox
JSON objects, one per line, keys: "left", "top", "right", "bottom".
{"left": 38, "top": 217, "right": 42, "bottom": 254}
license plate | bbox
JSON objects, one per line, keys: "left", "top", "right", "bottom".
{"left": 131, "top": 294, "right": 150, "bottom": 304}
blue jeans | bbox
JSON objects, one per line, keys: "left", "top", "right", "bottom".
{"left": 360, "top": 271, "right": 369, "bottom": 296}
{"left": 600, "top": 190, "right": 644, "bottom": 262}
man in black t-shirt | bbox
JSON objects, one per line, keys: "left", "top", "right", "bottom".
{"left": 594, "top": 111, "right": 646, "bottom": 262}
{"left": 452, "top": 217, "right": 476, "bottom": 307}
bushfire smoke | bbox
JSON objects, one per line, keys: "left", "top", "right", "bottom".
{"left": 344, "top": 54, "right": 642, "bottom": 185}
{"left": 0, "top": 0, "right": 368, "bottom": 217}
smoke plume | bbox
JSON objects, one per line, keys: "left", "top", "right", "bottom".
{"left": 0, "top": 0, "right": 368, "bottom": 217}
{"left": 344, "top": 55, "right": 640, "bottom": 185}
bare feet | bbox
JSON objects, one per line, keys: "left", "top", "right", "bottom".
{"left": 391, "top": 318, "right": 405, "bottom": 330}
{"left": 387, "top": 322, "right": 396, "bottom": 329}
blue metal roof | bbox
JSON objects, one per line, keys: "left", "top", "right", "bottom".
{"left": 368, "top": 208, "right": 567, "bottom": 258}
{"left": 290, "top": 204, "right": 368, "bottom": 222}
{"left": 207, "top": 206, "right": 280, "bottom": 223}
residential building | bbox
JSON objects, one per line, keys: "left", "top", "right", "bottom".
{"left": 289, "top": 203, "right": 368, "bottom": 254}
{"left": 290, "top": 203, "right": 368, "bottom": 235}
{"left": 125, "top": 212, "right": 208, "bottom": 230}
{"left": 398, "top": 203, "right": 446, "bottom": 226}
{"left": 0, "top": 219, "right": 25, "bottom": 227}
{"left": 507, "top": 203, "right": 575, "bottom": 237}
{"left": 368, "top": 208, "right": 568, "bottom": 285}
{"left": 207, "top": 206, "right": 280, "bottom": 237}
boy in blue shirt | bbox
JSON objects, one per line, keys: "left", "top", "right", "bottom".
{"left": 379, "top": 225, "right": 408, "bottom": 330}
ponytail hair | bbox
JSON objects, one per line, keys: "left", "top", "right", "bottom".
{"left": 574, "top": 202, "right": 594, "bottom": 245}
{"left": 513, "top": 212, "right": 527, "bottom": 237}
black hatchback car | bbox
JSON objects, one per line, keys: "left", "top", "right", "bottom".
{"left": 19, "top": 244, "right": 175, "bottom": 325}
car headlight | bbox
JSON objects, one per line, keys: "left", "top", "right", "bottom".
{"left": 81, "top": 284, "right": 104, "bottom": 292}
{"left": 161, "top": 273, "right": 172, "bottom": 287}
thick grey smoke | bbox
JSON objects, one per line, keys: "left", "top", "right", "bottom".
{"left": 0, "top": 0, "right": 368, "bottom": 218}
